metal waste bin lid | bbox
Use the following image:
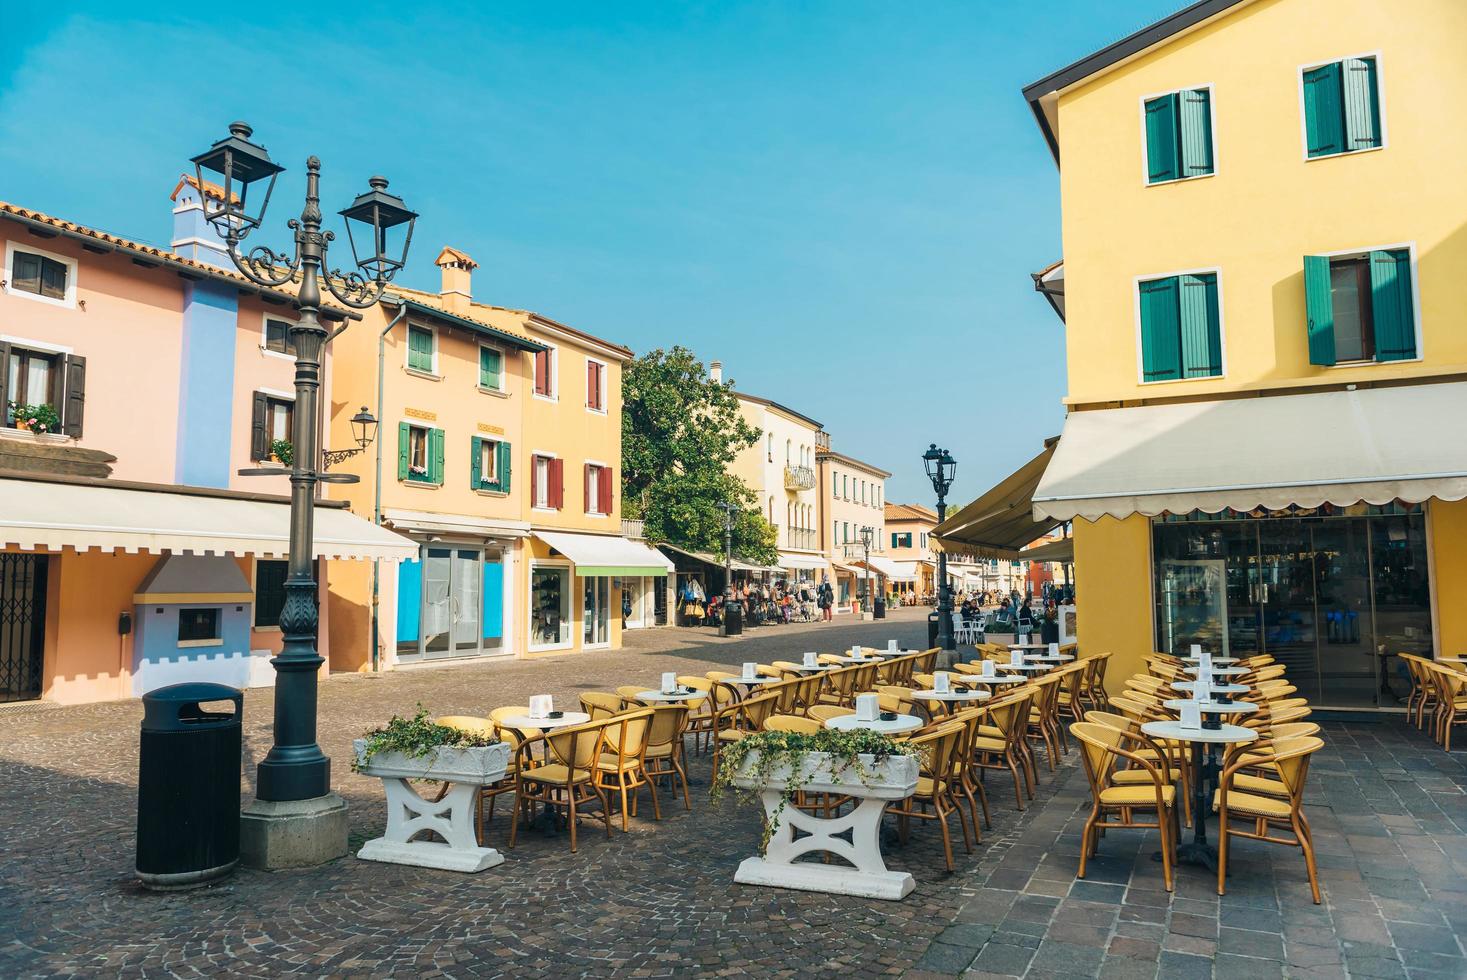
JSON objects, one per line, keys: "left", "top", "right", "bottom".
{"left": 141, "top": 682, "right": 242, "bottom": 731}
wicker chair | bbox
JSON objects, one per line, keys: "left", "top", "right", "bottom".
{"left": 885, "top": 721, "right": 967, "bottom": 871}
{"left": 507, "top": 718, "right": 613, "bottom": 853}
{"left": 1072, "top": 720, "right": 1179, "bottom": 892}
{"left": 1215, "top": 736, "right": 1325, "bottom": 903}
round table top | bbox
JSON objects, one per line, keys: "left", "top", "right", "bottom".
{"left": 726, "top": 674, "right": 782, "bottom": 685}
{"left": 874, "top": 649, "right": 912, "bottom": 658}
{"left": 499, "top": 711, "right": 592, "bottom": 730}
{"left": 828, "top": 655, "right": 881, "bottom": 664}
{"left": 916, "top": 688, "right": 992, "bottom": 702}
{"left": 1184, "top": 665, "right": 1249, "bottom": 676}
{"left": 1164, "top": 698, "right": 1258, "bottom": 715}
{"left": 825, "top": 713, "right": 924, "bottom": 734}
{"left": 1142, "top": 720, "right": 1258, "bottom": 744}
{"left": 635, "top": 689, "right": 703, "bottom": 702}
{"left": 1003, "top": 662, "right": 1052, "bottom": 672}
{"left": 965, "top": 673, "right": 1028, "bottom": 685}
{"left": 1172, "top": 679, "right": 1249, "bottom": 695}
{"left": 1028, "top": 655, "right": 1075, "bottom": 663}
{"left": 1008, "top": 643, "right": 1052, "bottom": 651}
{"left": 790, "top": 663, "right": 839, "bottom": 672}
{"left": 1182, "top": 656, "right": 1239, "bottom": 665}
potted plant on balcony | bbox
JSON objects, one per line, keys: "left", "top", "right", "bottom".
{"left": 9, "top": 402, "right": 61, "bottom": 435}
{"left": 352, "top": 706, "right": 511, "bottom": 872}
{"left": 269, "top": 439, "right": 293, "bottom": 466}
{"left": 712, "top": 728, "right": 920, "bottom": 899}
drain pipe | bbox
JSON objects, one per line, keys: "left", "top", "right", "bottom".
{"left": 369, "top": 300, "right": 409, "bottom": 672}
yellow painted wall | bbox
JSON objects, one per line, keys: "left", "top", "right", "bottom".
{"left": 1429, "top": 499, "right": 1467, "bottom": 658}
{"left": 1071, "top": 515, "right": 1154, "bottom": 692}
{"left": 1057, "top": 0, "right": 1467, "bottom": 406}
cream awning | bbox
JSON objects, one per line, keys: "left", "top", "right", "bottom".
{"left": 883, "top": 560, "right": 922, "bottom": 582}
{"left": 932, "top": 438, "right": 1064, "bottom": 558}
{"left": 778, "top": 552, "right": 829, "bottom": 571}
{"left": 1019, "top": 537, "right": 1074, "bottom": 563}
{"left": 855, "top": 555, "right": 902, "bottom": 579}
{"left": 658, "top": 543, "right": 764, "bottom": 573}
{"left": 1035, "top": 383, "right": 1467, "bottom": 521}
{"left": 535, "top": 530, "right": 674, "bottom": 577}
{"left": 0, "top": 476, "right": 418, "bottom": 560}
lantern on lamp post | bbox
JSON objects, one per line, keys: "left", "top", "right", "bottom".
{"left": 922, "top": 444, "right": 958, "bottom": 651}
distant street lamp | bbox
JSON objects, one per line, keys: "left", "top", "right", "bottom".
{"left": 190, "top": 121, "right": 415, "bottom": 866}
{"left": 716, "top": 501, "right": 740, "bottom": 636}
{"left": 859, "top": 525, "right": 874, "bottom": 620}
{"left": 922, "top": 444, "right": 958, "bottom": 651}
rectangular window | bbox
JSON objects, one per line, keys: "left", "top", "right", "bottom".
{"left": 533, "top": 347, "right": 556, "bottom": 397}
{"left": 1138, "top": 272, "right": 1222, "bottom": 382}
{"left": 1304, "top": 56, "right": 1381, "bottom": 159}
{"left": 398, "top": 422, "right": 444, "bottom": 484}
{"left": 407, "top": 324, "right": 435, "bottom": 373}
{"left": 10, "top": 249, "right": 69, "bottom": 301}
{"left": 583, "top": 463, "right": 612, "bottom": 515}
{"left": 1304, "top": 248, "right": 1415, "bottom": 366}
{"left": 1144, "top": 87, "right": 1214, "bottom": 184}
{"left": 178, "top": 607, "right": 221, "bottom": 643}
{"left": 249, "top": 391, "right": 294, "bottom": 461}
{"left": 583, "top": 575, "right": 610, "bottom": 646}
{"left": 531, "top": 565, "right": 571, "bottom": 648}
{"left": 479, "top": 346, "right": 502, "bottom": 390}
{"left": 3, "top": 345, "right": 59, "bottom": 422}
{"left": 586, "top": 359, "right": 605, "bottom": 411}
{"left": 264, "top": 318, "right": 296, "bottom": 356}
{"left": 472, "top": 436, "right": 510, "bottom": 492}
{"left": 254, "top": 560, "right": 289, "bottom": 628}
{"left": 532, "top": 454, "right": 563, "bottom": 509}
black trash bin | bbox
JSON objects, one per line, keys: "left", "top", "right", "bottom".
{"left": 927, "top": 611, "right": 940, "bottom": 649}
{"left": 723, "top": 599, "right": 743, "bottom": 637}
{"left": 873, "top": 597, "right": 886, "bottom": 620}
{"left": 136, "top": 682, "right": 242, "bottom": 890}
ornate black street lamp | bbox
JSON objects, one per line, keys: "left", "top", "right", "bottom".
{"left": 859, "top": 524, "right": 874, "bottom": 620}
{"left": 922, "top": 444, "right": 957, "bottom": 651}
{"left": 716, "top": 501, "right": 740, "bottom": 636}
{"left": 190, "top": 121, "right": 415, "bottom": 863}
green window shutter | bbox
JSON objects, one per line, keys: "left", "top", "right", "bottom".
{"left": 397, "top": 423, "right": 411, "bottom": 480}
{"left": 1144, "top": 93, "right": 1181, "bottom": 183}
{"left": 470, "top": 436, "right": 482, "bottom": 488}
{"left": 480, "top": 347, "right": 502, "bottom": 389}
{"left": 497, "top": 440, "right": 512, "bottom": 493}
{"left": 408, "top": 327, "right": 434, "bottom": 372}
{"left": 1303, "top": 63, "right": 1344, "bottom": 158}
{"left": 1178, "top": 274, "right": 1222, "bottom": 378}
{"left": 1179, "top": 89, "right": 1214, "bottom": 176}
{"left": 1303, "top": 255, "right": 1337, "bottom": 366}
{"left": 1341, "top": 57, "right": 1381, "bottom": 151}
{"left": 1369, "top": 249, "right": 1416, "bottom": 361}
{"left": 1138, "top": 277, "right": 1182, "bottom": 381}
{"left": 429, "top": 428, "right": 445, "bottom": 484}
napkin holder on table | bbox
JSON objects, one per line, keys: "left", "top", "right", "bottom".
{"left": 803, "top": 651, "right": 818, "bottom": 667}
{"left": 855, "top": 693, "right": 879, "bottom": 722}
{"left": 661, "top": 672, "right": 677, "bottom": 695}
{"left": 1010, "top": 650, "right": 1024, "bottom": 666}
{"left": 851, "top": 645, "right": 863, "bottom": 659}
{"left": 982, "top": 660, "right": 996, "bottom": 677}
{"left": 1178, "top": 701, "right": 1202, "bottom": 731}
{"left": 934, "top": 672, "right": 951, "bottom": 694}
{"left": 742, "top": 662, "right": 757, "bottom": 680}
{"left": 888, "top": 640, "right": 899, "bottom": 653}
{"left": 1048, "top": 642, "right": 1060, "bottom": 657}
{"left": 1190, "top": 643, "right": 1203, "bottom": 658}
{"left": 528, "top": 695, "right": 553, "bottom": 720}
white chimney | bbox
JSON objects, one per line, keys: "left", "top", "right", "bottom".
{"left": 710, "top": 360, "right": 723, "bottom": 384}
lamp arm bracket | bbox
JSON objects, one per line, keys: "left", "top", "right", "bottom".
{"left": 323, "top": 267, "right": 391, "bottom": 309}
{"left": 226, "top": 240, "right": 301, "bottom": 289}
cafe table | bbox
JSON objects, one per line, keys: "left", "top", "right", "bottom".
{"left": 727, "top": 674, "right": 783, "bottom": 687}
{"left": 827, "top": 654, "right": 882, "bottom": 664}
{"left": 1002, "top": 662, "right": 1052, "bottom": 673}
{"left": 1027, "top": 654, "right": 1075, "bottom": 663}
{"left": 634, "top": 689, "right": 705, "bottom": 702}
{"left": 825, "top": 713, "right": 924, "bottom": 735}
{"left": 1172, "top": 679, "right": 1249, "bottom": 696}
{"left": 1163, "top": 698, "right": 1258, "bottom": 717}
{"left": 497, "top": 710, "right": 592, "bottom": 731}
{"left": 914, "top": 688, "right": 991, "bottom": 713}
{"left": 1140, "top": 719, "right": 1258, "bottom": 870}
{"left": 1181, "top": 656, "right": 1239, "bottom": 665}
{"left": 964, "top": 672, "right": 1029, "bottom": 686}
{"left": 787, "top": 662, "right": 840, "bottom": 673}
{"left": 1183, "top": 665, "right": 1248, "bottom": 677}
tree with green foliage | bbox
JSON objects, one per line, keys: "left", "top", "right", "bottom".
{"left": 622, "top": 347, "right": 778, "bottom": 566}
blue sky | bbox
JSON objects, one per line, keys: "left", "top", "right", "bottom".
{"left": 0, "top": 1, "right": 1183, "bottom": 507}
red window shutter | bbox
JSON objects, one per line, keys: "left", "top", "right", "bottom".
{"left": 584, "top": 463, "right": 592, "bottom": 513}
{"left": 531, "top": 456, "right": 540, "bottom": 504}
{"left": 599, "top": 465, "right": 613, "bottom": 515}
{"left": 534, "top": 350, "right": 549, "bottom": 395}
{"left": 586, "top": 362, "right": 595, "bottom": 407}
{"left": 550, "top": 457, "right": 564, "bottom": 509}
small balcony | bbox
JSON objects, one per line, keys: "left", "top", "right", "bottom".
{"left": 840, "top": 542, "right": 884, "bottom": 560}
{"left": 786, "top": 527, "right": 817, "bottom": 551}
{"left": 783, "top": 464, "right": 816, "bottom": 491}
{"left": 621, "top": 518, "right": 646, "bottom": 540}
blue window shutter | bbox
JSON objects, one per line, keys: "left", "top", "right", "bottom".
{"left": 470, "top": 436, "right": 482, "bottom": 489}
{"left": 1342, "top": 57, "right": 1381, "bottom": 150}
{"left": 1369, "top": 249, "right": 1416, "bottom": 361}
{"left": 1179, "top": 89, "right": 1214, "bottom": 176}
{"left": 396, "top": 559, "right": 421, "bottom": 645}
{"left": 1139, "top": 277, "right": 1182, "bottom": 381}
{"left": 1178, "top": 274, "right": 1222, "bottom": 377}
{"left": 497, "top": 440, "right": 512, "bottom": 493}
{"left": 1303, "top": 63, "right": 1344, "bottom": 157}
{"left": 482, "top": 560, "right": 504, "bottom": 639}
{"left": 1303, "top": 255, "right": 1336, "bottom": 366}
{"left": 1144, "top": 94, "right": 1181, "bottom": 183}
{"left": 397, "top": 422, "right": 410, "bottom": 480}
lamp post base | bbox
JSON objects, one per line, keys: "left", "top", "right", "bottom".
{"left": 240, "top": 793, "right": 349, "bottom": 869}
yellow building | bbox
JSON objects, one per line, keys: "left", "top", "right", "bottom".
{"left": 325, "top": 248, "right": 669, "bottom": 671}
{"left": 816, "top": 438, "right": 891, "bottom": 611}
{"left": 940, "top": 0, "right": 1467, "bottom": 708}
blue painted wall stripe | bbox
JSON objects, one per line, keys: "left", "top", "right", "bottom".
{"left": 176, "top": 279, "right": 238, "bottom": 488}
{"left": 482, "top": 560, "right": 503, "bottom": 639}
{"left": 397, "top": 559, "right": 422, "bottom": 644}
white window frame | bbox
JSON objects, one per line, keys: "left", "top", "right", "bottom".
{"left": 260, "top": 387, "right": 296, "bottom": 447}
{"left": 260, "top": 312, "right": 297, "bottom": 362}
{"left": 528, "top": 559, "right": 574, "bottom": 652}
{"left": 1137, "top": 83, "right": 1219, "bottom": 188}
{"left": 531, "top": 449, "right": 558, "bottom": 511}
{"left": 584, "top": 457, "right": 610, "bottom": 517}
{"left": 584, "top": 356, "right": 608, "bottom": 414}
{"left": 404, "top": 322, "right": 440, "bottom": 378}
{"left": 1297, "top": 50, "right": 1388, "bottom": 163}
{"left": 478, "top": 341, "right": 507, "bottom": 395}
{"left": 1314, "top": 240, "right": 1423, "bottom": 368}
{"left": 4, "top": 242, "right": 78, "bottom": 309}
{"left": 401, "top": 418, "right": 440, "bottom": 487}
{"left": 533, "top": 344, "right": 559, "bottom": 402}
{"left": 1132, "top": 265, "right": 1229, "bottom": 386}
{"left": 478, "top": 436, "right": 502, "bottom": 486}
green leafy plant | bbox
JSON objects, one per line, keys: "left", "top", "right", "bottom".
{"left": 270, "top": 439, "right": 293, "bottom": 465}
{"left": 9, "top": 402, "right": 61, "bottom": 435}
{"left": 352, "top": 705, "right": 499, "bottom": 774}
{"left": 711, "top": 728, "right": 917, "bottom": 854}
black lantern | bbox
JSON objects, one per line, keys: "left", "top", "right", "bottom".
{"left": 859, "top": 525, "right": 874, "bottom": 549}
{"left": 339, "top": 176, "right": 418, "bottom": 282}
{"left": 923, "top": 443, "right": 957, "bottom": 497}
{"left": 349, "top": 406, "right": 378, "bottom": 450}
{"left": 189, "top": 121, "right": 284, "bottom": 240}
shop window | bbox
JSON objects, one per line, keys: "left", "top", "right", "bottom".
{"left": 1144, "top": 87, "right": 1214, "bottom": 184}
{"left": 531, "top": 565, "right": 571, "bottom": 648}
{"left": 584, "top": 576, "right": 610, "bottom": 646}
{"left": 1138, "top": 272, "right": 1222, "bottom": 382}
{"left": 1303, "top": 56, "right": 1381, "bottom": 159}
{"left": 178, "top": 607, "right": 221, "bottom": 644}
{"left": 1304, "top": 248, "right": 1415, "bottom": 365}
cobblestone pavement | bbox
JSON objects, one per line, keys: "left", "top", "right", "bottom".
{"left": 3, "top": 610, "right": 1466, "bottom": 978}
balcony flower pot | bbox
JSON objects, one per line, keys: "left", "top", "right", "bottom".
{"left": 715, "top": 731, "right": 919, "bottom": 900}
{"left": 351, "top": 709, "right": 509, "bottom": 873}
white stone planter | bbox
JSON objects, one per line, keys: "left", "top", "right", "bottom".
{"left": 729, "top": 749, "right": 919, "bottom": 900}
{"left": 353, "top": 739, "right": 512, "bottom": 873}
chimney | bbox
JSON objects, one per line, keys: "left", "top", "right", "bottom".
{"left": 435, "top": 246, "right": 478, "bottom": 314}
{"left": 168, "top": 174, "right": 232, "bottom": 269}
{"left": 710, "top": 360, "right": 723, "bottom": 384}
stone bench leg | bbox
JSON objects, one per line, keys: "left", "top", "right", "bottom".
{"left": 734, "top": 790, "right": 914, "bottom": 899}
{"left": 357, "top": 778, "right": 504, "bottom": 873}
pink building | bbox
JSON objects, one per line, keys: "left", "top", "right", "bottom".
{"left": 0, "top": 181, "right": 412, "bottom": 705}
